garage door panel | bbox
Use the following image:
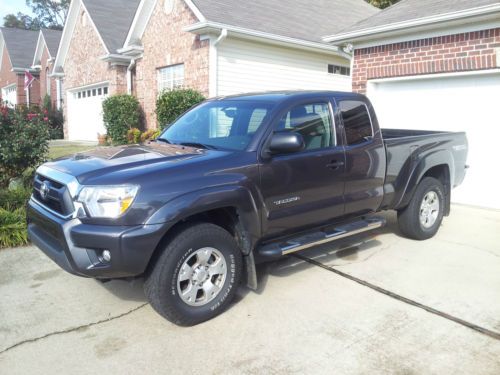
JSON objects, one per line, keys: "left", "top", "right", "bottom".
{"left": 368, "top": 73, "right": 500, "bottom": 209}
{"left": 67, "top": 85, "right": 108, "bottom": 142}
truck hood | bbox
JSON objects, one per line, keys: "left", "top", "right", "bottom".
{"left": 44, "top": 143, "right": 226, "bottom": 184}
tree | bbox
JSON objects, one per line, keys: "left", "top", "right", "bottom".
{"left": 367, "top": 0, "right": 400, "bottom": 9}
{"left": 2, "top": 0, "right": 69, "bottom": 30}
{"left": 3, "top": 13, "right": 41, "bottom": 30}
{"left": 27, "top": 0, "right": 70, "bottom": 30}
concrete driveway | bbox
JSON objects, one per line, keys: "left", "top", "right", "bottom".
{"left": 1, "top": 205, "right": 499, "bottom": 374}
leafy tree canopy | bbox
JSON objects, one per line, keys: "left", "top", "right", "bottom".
{"left": 366, "top": 0, "right": 401, "bottom": 9}
{"left": 3, "top": 0, "right": 69, "bottom": 30}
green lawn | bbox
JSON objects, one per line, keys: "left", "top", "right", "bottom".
{"left": 49, "top": 143, "right": 97, "bottom": 160}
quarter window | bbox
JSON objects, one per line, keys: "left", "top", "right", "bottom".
{"left": 158, "top": 64, "right": 184, "bottom": 92}
{"left": 277, "top": 103, "right": 334, "bottom": 150}
{"left": 339, "top": 100, "right": 373, "bottom": 145}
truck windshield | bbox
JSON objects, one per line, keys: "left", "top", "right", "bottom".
{"left": 159, "top": 100, "right": 275, "bottom": 151}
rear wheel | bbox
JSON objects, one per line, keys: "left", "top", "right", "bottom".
{"left": 397, "top": 177, "right": 445, "bottom": 240}
{"left": 144, "top": 223, "right": 242, "bottom": 326}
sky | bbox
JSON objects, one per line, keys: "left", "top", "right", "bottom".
{"left": 0, "top": 0, "right": 33, "bottom": 22}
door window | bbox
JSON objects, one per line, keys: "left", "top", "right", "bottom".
{"left": 277, "top": 103, "right": 334, "bottom": 150}
{"left": 339, "top": 101, "right": 373, "bottom": 145}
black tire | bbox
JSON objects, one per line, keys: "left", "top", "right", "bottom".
{"left": 397, "top": 177, "right": 445, "bottom": 240}
{"left": 144, "top": 223, "right": 242, "bottom": 326}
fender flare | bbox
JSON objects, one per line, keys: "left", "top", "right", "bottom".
{"left": 145, "top": 185, "right": 261, "bottom": 255}
{"left": 395, "top": 149, "right": 455, "bottom": 211}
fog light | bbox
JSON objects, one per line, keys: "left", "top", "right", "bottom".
{"left": 101, "top": 250, "right": 111, "bottom": 262}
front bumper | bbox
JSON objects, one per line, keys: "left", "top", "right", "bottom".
{"left": 27, "top": 198, "right": 169, "bottom": 278}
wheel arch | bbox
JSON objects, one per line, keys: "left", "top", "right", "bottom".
{"left": 396, "top": 149, "right": 454, "bottom": 215}
{"left": 144, "top": 186, "right": 260, "bottom": 289}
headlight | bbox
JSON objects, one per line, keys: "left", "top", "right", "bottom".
{"left": 76, "top": 185, "right": 139, "bottom": 218}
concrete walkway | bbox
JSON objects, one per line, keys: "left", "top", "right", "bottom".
{"left": 0, "top": 205, "right": 499, "bottom": 374}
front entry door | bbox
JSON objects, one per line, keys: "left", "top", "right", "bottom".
{"left": 259, "top": 100, "right": 345, "bottom": 239}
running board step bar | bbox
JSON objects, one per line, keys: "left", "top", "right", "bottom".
{"left": 257, "top": 217, "right": 386, "bottom": 259}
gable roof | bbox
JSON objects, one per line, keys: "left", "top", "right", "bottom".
{"left": 32, "top": 29, "right": 63, "bottom": 67}
{"left": 324, "top": 0, "right": 500, "bottom": 43}
{"left": 191, "top": 0, "right": 379, "bottom": 44}
{"left": 83, "top": 0, "right": 141, "bottom": 53}
{"left": 41, "top": 29, "right": 63, "bottom": 57}
{"left": 0, "top": 27, "right": 39, "bottom": 70}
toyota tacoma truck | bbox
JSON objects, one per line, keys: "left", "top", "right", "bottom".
{"left": 27, "top": 91, "right": 468, "bottom": 325}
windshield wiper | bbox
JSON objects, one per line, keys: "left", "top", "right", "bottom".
{"left": 155, "top": 138, "right": 171, "bottom": 144}
{"left": 177, "top": 142, "right": 217, "bottom": 150}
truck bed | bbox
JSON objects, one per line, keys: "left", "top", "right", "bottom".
{"left": 381, "top": 128, "right": 452, "bottom": 141}
{"left": 380, "top": 128, "right": 468, "bottom": 211}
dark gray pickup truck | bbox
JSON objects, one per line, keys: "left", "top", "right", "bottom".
{"left": 27, "top": 91, "right": 468, "bottom": 325}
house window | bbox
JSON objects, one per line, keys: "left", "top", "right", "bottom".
{"left": 157, "top": 64, "right": 184, "bottom": 93}
{"left": 328, "top": 64, "right": 350, "bottom": 76}
{"left": 164, "top": 0, "right": 175, "bottom": 14}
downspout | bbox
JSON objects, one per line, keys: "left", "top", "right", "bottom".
{"left": 56, "top": 78, "right": 62, "bottom": 110}
{"left": 343, "top": 43, "right": 355, "bottom": 92}
{"left": 127, "top": 58, "right": 136, "bottom": 95}
{"left": 214, "top": 28, "right": 228, "bottom": 46}
{"left": 209, "top": 29, "right": 228, "bottom": 98}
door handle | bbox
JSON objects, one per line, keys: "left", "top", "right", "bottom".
{"left": 326, "top": 160, "right": 345, "bottom": 170}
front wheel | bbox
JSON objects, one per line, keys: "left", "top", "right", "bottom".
{"left": 397, "top": 177, "right": 445, "bottom": 240}
{"left": 144, "top": 223, "right": 242, "bottom": 326}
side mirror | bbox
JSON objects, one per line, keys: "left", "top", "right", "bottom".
{"left": 268, "top": 131, "right": 305, "bottom": 155}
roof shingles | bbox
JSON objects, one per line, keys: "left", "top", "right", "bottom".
{"left": 332, "top": 0, "right": 500, "bottom": 36}
{"left": 41, "top": 29, "right": 63, "bottom": 57}
{"left": 0, "top": 27, "right": 39, "bottom": 69}
{"left": 83, "top": 0, "right": 141, "bottom": 53}
{"left": 191, "top": 0, "right": 379, "bottom": 44}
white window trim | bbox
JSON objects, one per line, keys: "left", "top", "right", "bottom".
{"left": 157, "top": 64, "right": 185, "bottom": 93}
{"left": 1, "top": 83, "right": 17, "bottom": 107}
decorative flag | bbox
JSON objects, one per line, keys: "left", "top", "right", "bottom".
{"left": 24, "top": 70, "right": 35, "bottom": 91}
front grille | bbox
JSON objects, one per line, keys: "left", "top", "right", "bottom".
{"left": 33, "top": 174, "right": 75, "bottom": 217}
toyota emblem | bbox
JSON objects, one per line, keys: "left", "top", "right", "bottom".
{"left": 40, "top": 181, "right": 50, "bottom": 201}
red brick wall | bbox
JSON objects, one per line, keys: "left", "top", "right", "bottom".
{"left": 0, "top": 48, "right": 17, "bottom": 103}
{"left": 62, "top": 8, "right": 127, "bottom": 137}
{"left": 39, "top": 46, "right": 58, "bottom": 107}
{"left": 134, "top": 0, "right": 210, "bottom": 129}
{"left": 353, "top": 28, "right": 500, "bottom": 93}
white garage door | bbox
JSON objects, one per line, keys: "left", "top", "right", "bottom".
{"left": 67, "top": 84, "right": 109, "bottom": 141}
{"left": 217, "top": 38, "right": 352, "bottom": 96}
{"left": 367, "top": 72, "right": 500, "bottom": 209}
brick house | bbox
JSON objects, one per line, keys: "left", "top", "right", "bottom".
{"left": 0, "top": 27, "right": 40, "bottom": 107}
{"left": 52, "top": 0, "right": 378, "bottom": 141}
{"left": 324, "top": 0, "right": 500, "bottom": 209}
{"left": 31, "top": 29, "right": 63, "bottom": 109}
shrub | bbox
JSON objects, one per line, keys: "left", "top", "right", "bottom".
{"left": 102, "top": 94, "right": 141, "bottom": 145}
{"left": 140, "top": 129, "right": 162, "bottom": 143}
{"left": 127, "top": 128, "right": 142, "bottom": 144}
{"left": 0, "top": 207, "right": 28, "bottom": 249}
{"left": 0, "top": 106, "right": 50, "bottom": 186}
{"left": 42, "top": 95, "right": 64, "bottom": 140}
{"left": 156, "top": 89, "right": 205, "bottom": 130}
{"left": 0, "top": 188, "right": 30, "bottom": 249}
{"left": 0, "top": 187, "right": 31, "bottom": 211}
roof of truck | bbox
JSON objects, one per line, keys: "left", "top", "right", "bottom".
{"left": 214, "top": 91, "right": 366, "bottom": 102}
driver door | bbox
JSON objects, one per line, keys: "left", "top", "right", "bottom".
{"left": 259, "top": 100, "right": 346, "bottom": 239}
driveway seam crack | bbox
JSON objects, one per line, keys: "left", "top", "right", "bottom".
{"left": 0, "top": 303, "right": 148, "bottom": 356}
{"left": 293, "top": 253, "right": 500, "bottom": 341}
